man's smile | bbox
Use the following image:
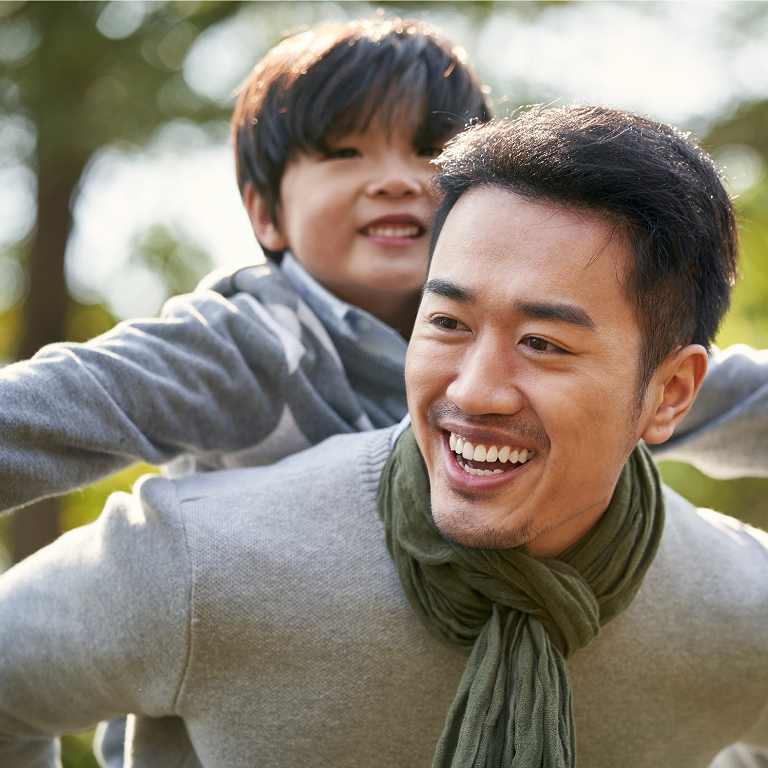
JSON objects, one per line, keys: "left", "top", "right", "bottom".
{"left": 440, "top": 428, "right": 538, "bottom": 493}
{"left": 424, "top": 401, "right": 549, "bottom": 491}
{"left": 449, "top": 431, "right": 533, "bottom": 476}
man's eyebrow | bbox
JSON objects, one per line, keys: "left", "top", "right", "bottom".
{"left": 422, "top": 278, "right": 473, "bottom": 303}
{"left": 514, "top": 301, "right": 596, "bottom": 330}
{"left": 422, "top": 281, "right": 596, "bottom": 330}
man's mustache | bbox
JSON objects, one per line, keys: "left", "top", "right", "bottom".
{"left": 425, "top": 402, "right": 551, "bottom": 455}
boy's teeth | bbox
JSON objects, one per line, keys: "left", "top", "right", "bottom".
{"left": 449, "top": 432, "right": 533, "bottom": 469}
{"left": 364, "top": 225, "right": 420, "bottom": 238}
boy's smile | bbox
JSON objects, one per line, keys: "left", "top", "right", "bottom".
{"left": 359, "top": 213, "right": 426, "bottom": 245}
{"left": 271, "top": 119, "right": 441, "bottom": 334}
{"left": 406, "top": 186, "right": 668, "bottom": 558}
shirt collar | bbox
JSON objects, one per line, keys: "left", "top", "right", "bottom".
{"left": 281, "top": 251, "right": 354, "bottom": 337}
{"left": 280, "top": 252, "right": 408, "bottom": 367}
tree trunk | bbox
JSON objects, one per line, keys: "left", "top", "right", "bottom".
{"left": 18, "top": 160, "right": 80, "bottom": 360}
{"left": 10, "top": 159, "right": 84, "bottom": 562}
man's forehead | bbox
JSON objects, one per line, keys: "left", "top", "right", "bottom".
{"left": 441, "top": 185, "right": 615, "bottom": 238}
{"left": 426, "top": 186, "right": 636, "bottom": 331}
{"left": 431, "top": 186, "right": 631, "bottom": 284}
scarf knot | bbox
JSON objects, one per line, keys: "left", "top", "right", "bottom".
{"left": 377, "top": 425, "right": 664, "bottom": 768}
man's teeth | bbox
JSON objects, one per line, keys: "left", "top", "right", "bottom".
{"left": 448, "top": 432, "right": 531, "bottom": 476}
{"left": 364, "top": 225, "right": 420, "bottom": 238}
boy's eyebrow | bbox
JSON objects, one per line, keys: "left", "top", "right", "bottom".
{"left": 422, "top": 278, "right": 473, "bottom": 303}
{"left": 513, "top": 301, "right": 596, "bottom": 330}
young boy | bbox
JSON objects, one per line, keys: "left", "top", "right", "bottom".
{"left": 0, "top": 17, "right": 490, "bottom": 514}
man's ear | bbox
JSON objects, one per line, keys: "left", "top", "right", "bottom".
{"left": 243, "top": 183, "right": 289, "bottom": 252}
{"left": 642, "top": 344, "right": 709, "bottom": 444}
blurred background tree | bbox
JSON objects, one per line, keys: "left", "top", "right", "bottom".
{"left": 0, "top": 2, "right": 767, "bottom": 765}
{"left": 0, "top": 0, "right": 241, "bottom": 563}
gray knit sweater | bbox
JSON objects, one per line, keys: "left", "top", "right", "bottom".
{"left": 1, "top": 428, "right": 768, "bottom": 767}
{"left": 0, "top": 261, "right": 407, "bottom": 513}
{"left": 1, "top": 261, "right": 767, "bottom": 515}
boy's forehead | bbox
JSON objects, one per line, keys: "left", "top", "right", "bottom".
{"left": 324, "top": 94, "right": 429, "bottom": 145}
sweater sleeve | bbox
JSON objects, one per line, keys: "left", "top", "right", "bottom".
{"left": 0, "top": 263, "right": 369, "bottom": 513}
{"left": 649, "top": 344, "right": 768, "bottom": 478}
{"left": 0, "top": 475, "right": 191, "bottom": 766}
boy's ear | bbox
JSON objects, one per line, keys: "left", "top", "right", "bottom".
{"left": 243, "top": 183, "right": 289, "bottom": 252}
{"left": 641, "top": 344, "right": 709, "bottom": 444}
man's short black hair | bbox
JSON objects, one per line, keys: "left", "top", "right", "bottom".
{"left": 232, "top": 16, "right": 490, "bottom": 257}
{"left": 430, "top": 105, "right": 738, "bottom": 397}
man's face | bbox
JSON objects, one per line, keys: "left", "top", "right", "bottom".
{"left": 406, "top": 186, "right": 656, "bottom": 558}
{"left": 276, "top": 118, "right": 441, "bottom": 324}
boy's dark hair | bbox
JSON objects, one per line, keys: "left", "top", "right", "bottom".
{"left": 232, "top": 16, "right": 490, "bottom": 258}
{"left": 430, "top": 105, "right": 738, "bottom": 397}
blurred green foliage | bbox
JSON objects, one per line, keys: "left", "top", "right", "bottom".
{"left": 659, "top": 461, "right": 768, "bottom": 532}
{"left": 60, "top": 731, "right": 100, "bottom": 768}
{"left": 129, "top": 223, "right": 213, "bottom": 300}
{"left": 717, "top": 184, "right": 768, "bottom": 352}
{"left": 0, "top": 306, "right": 22, "bottom": 364}
{"left": 59, "top": 463, "right": 159, "bottom": 534}
{"left": 65, "top": 301, "right": 118, "bottom": 345}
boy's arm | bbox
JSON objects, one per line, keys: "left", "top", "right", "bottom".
{"left": 0, "top": 268, "right": 367, "bottom": 513}
{"left": 650, "top": 344, "right": 768, "bottom": 477}
{"left": 0, "top": 475, "right": 190, "bottom": 766}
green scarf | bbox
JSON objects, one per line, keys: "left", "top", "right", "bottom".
{"left": 376, "top": 425, "right": 664, "bottom": 768}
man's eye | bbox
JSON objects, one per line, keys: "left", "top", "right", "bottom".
{"left": 417, "top": 146, "right": 443, "bottom": 159}
{"left": 430, "top": 316, "right": 466, "bottom": 331}
{"left": 524, "top": 336, "right": 563, "bottom": 353}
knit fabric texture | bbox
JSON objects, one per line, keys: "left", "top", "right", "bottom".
{"left": 377, "top": 426, "right": 665, "bottom": 767}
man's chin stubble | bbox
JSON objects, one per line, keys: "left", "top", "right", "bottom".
{"left": 430, "top": 500, "right": 543, "bottom": 551}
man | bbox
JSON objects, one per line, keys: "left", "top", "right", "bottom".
{"left": 1, "top": 106, "right": 768, "bottom": 768}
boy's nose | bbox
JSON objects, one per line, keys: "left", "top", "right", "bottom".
{"left": 366, "top": 159, "right": 425, "bottom": 199}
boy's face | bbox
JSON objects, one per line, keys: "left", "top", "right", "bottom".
{"left": 274, "top": 119, "right": 442, "bottom": 327}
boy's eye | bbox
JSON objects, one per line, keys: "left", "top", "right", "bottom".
{"left": 417, "top": 146, "right": 443, "bottom": 159}
{"left": 327, "top": 148, "right": 360, "bottom": 159}
{"left": 523, "top": 336, "right": 564, "bottom": 353}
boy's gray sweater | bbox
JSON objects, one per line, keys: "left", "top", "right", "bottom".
{"left": 0, "top": 261, "right": 767, "bottom": 515}
{"left": 0, "top": 261, "right": 408, "bottom": 512}
{"left": 1, "top": 428, "right": 768, "bottom": 767}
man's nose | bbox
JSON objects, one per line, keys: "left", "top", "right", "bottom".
{"left": 445, "top": 338, "right": 526, "bottom": 416}
{"left": 365, "top": 155, "right": 424, "bottom": 199}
